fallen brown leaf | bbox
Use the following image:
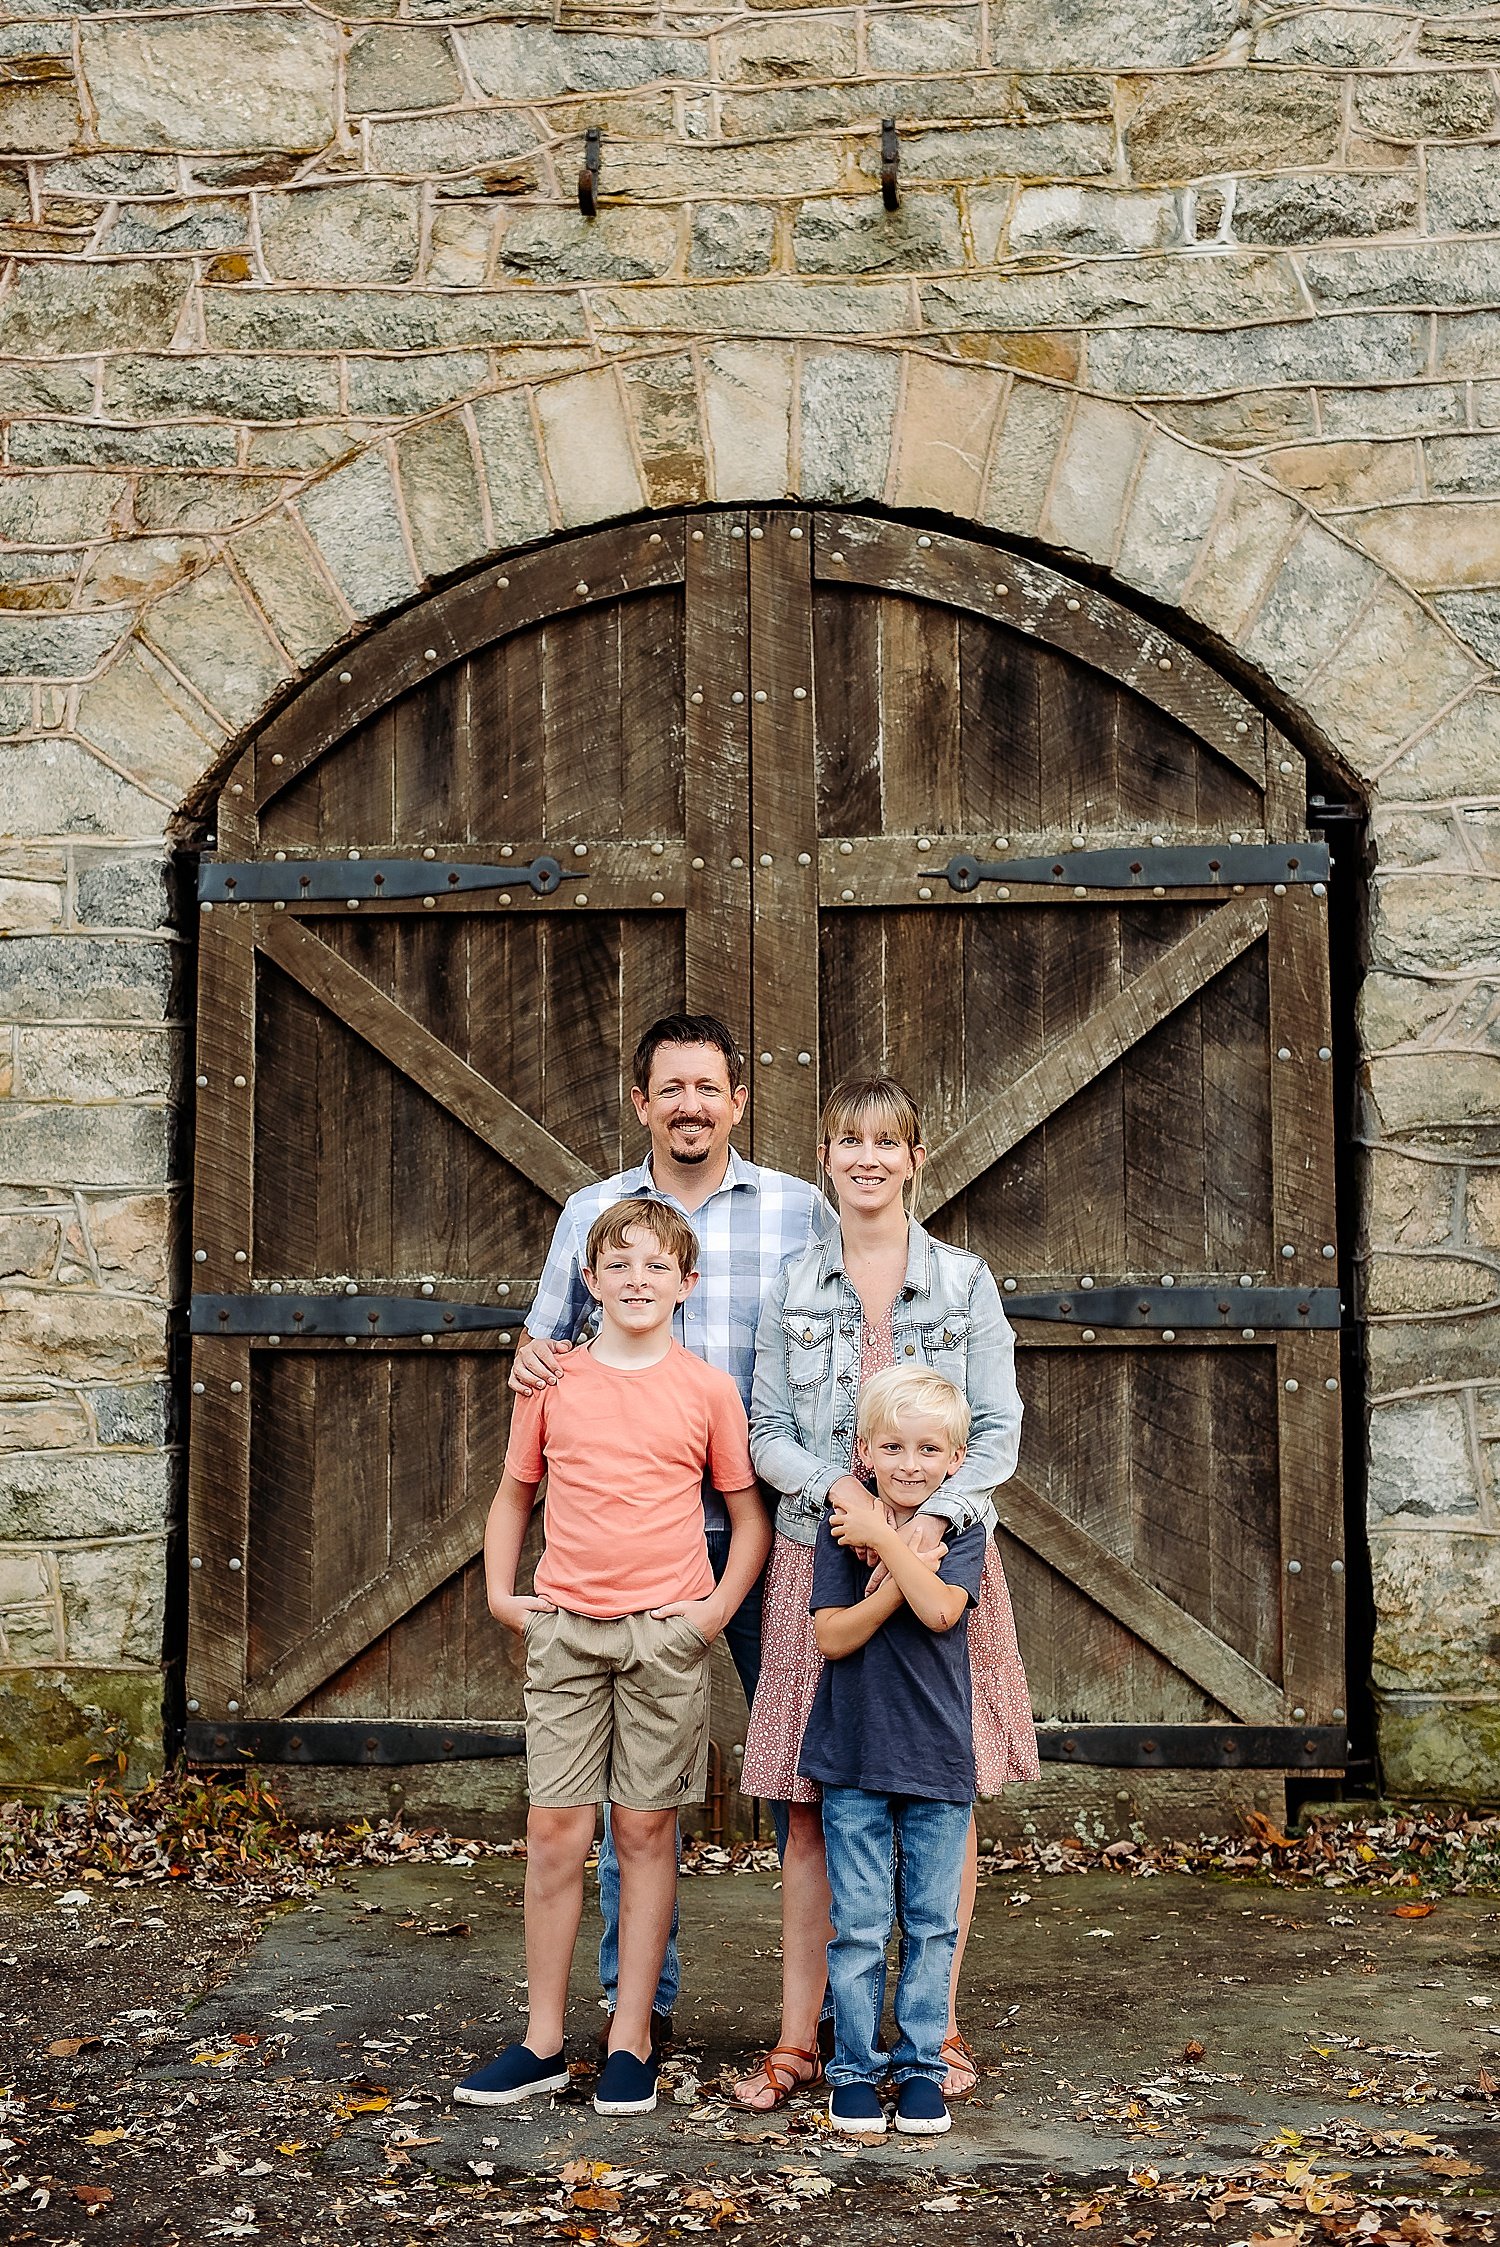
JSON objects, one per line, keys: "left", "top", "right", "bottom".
{"left": 1423, "top": 2158, "right": 1483, "bottom": 2178}
{"left": 81, "top": 2128, "right": 126, "bottom": 2146}
{"left": 1183, "top": 2039, "right": 1206, "bottom": 2061}
{"left": 572, "top": 2190, "right": 620, "bottom": 2213}
{"left": 1064, "top": 2200, "right": 1105, "bottom": 2228}
{"left": 1478, "top": 2066, "right": 1497, "bottom": 2097}
{"left": 47, "top": 2036, "right": 100, "bottom": 2057}
{"left": 74, "top": 2185, "right": 113, "bottom": 2206}
{"left": 1392, "top": 1903, "right": 1436, "bottom": 1920}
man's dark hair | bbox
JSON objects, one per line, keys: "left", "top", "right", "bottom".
{"left": 631, "top": 1014, "right": 744, "bottom": 1093}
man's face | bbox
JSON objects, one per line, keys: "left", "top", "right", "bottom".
{"left": 631, "top": 1041, "right": 748, "bottom": 1170}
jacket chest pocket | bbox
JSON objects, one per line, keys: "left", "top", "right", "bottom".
{"left": 783, "top": 1313, "right": 833, "bottom": 1390}
{"left": 918, "top": 1314, "right": 971, "bottom": 1373}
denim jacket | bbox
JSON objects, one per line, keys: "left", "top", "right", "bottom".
{"left": 749, "top": 1218, "right": 1022, "bottom": 1548}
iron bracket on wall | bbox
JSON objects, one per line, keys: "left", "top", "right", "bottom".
{"left": 1005, "top": 1286, "right": 1339, "bottom": 1329}
{"left": 940, "top": 843, "right": 1330, "bottom": 894}
{"left": 1037, "top": 1725, "right": 1346, "bottom": 1769}
{"left": 200, "top": 856, "right": 573, "bottom": 903}
{"left": 186, "top": 1719, "right": 525, "bottom": 1766}
{"left": 191, "top": 1293, "right": 527, "bottom": 1338}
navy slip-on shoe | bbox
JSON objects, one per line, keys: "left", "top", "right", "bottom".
{"left": 894, "top": 2077, "right": 952, "bottom": 2136}
{"left": 594, "top": 2047, "right": 659, "bottom": 2116}
{"left": 454, "top": 2044, "right": 570, "bottom": 2106}
{"left": 829, "top": 2082, "right": 887, "bottom": 2136}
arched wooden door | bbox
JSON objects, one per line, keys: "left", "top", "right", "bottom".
{"left": 185, "top": 509, "right": 1345, "bottom": 1790}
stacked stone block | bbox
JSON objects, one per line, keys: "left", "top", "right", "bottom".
{"left": 0, "top": 0, "right": 1496, "bottom": 1795}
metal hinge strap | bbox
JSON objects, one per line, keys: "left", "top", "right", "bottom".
{"left": 940, "top": 843, "right": 1330, "bottom": 893}
{"left": 1036, "top": 1724, "right": 1346, "bottom": 1769}
{"left": 200, "top": 856, "right": 573, "bottom": 903}
{"left": 191, "top": 1293, "right": 527, "bottom": 1337}
{"left": 1005, "top": 1286, "right": 1339, "bottom": 1329}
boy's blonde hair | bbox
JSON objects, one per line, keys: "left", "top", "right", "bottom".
{"left": 856, "top": 1365, "right": 971, "bottom": 1452}
{"left": 585, "top": 1196, "right": 699, "bottom": 1277}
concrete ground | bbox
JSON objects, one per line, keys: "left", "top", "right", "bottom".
{"left": 3, "top": 1853, "right": 1498, "bottom": 2241}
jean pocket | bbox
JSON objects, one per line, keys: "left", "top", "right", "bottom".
{"left": 784, "top": 1313, "right": 833, "bottom": 1389}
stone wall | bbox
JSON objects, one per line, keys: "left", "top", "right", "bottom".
{"left": 0, "top": 0, "right": 1497, "bottom": 1797}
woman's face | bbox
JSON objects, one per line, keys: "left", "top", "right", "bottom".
{"left": 820, "top": 1115, "right": 924, "bottom": 1215}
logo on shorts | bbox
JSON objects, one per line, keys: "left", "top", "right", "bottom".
{"left": 676, "top": 1771, "right": 691, "bottom": 1793}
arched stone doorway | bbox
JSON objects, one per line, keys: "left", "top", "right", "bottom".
{"left": 183, "top": 505, "right": 1344, "bottom": 1824}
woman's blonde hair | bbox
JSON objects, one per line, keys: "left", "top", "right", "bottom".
{"left": 817, "top": 1074, "right": 924, "bottom": 1158}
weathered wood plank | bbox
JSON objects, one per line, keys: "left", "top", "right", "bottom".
{"left": 995, "top": 1470, "right": 1285, "bottom": 1724}
{"left": 255, "top": 913, "right": 598, "bottom": 1206}
{"left": 684, "top": 513, "right": 751, "bottom": 1030}
{"left": 1277, "top": 1330, "right": 1346, "bottom": 1722}
{"left": 254, "top": 523, "right": 686, "bottom": 810}
{"left": 749, "top": 509, "right": 820, "bottom": 1166}
{"left": 245, "top": 1483, "right": 491, "bottom": 1718}
{"left": 816, "top": 514, "right": 1267, "bottom": 786}
{"left": 917, "top": 897, "right": 1270, "bottom": 1219}
{"left": 815, "top": 835, "right": 1288, "bottom": 909}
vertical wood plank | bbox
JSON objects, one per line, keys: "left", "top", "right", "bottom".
{"left": 1277, "top": 1330, "right": 1345, "bottom": 1721}
{"left": 880, "top": 598, "right": 961, "bottom": 834}
{"left": 1264, "top": 724, "right": 1303, "bottom": 843}
{"left": 684, "top": 515, "right": 751, "bottom": 1033}
{"left": 749, "top": 509, "right": 820, "bottom": 1168}
{"left": 812, "top": 578, "right": 882, "bottom": 839}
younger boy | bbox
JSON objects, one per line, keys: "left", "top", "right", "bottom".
{"left": 457, "top": 1198, "right": 770, "bottom": 2117}
{"left": 799, "top": 1365, "right": 984, "bottom": 2140}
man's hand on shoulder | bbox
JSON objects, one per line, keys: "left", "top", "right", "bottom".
{"left": 489, "top": 1592, "right": 556, "bottom": 1637}
{"left": 508, "top": 1334, "right": 574, "bottom": 1396}
{"left": 650, "top": 1593, "right": 726, "bottom": 1645}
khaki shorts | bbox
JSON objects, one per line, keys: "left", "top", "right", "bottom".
{"left": 523, "top": 1607, "right": 712, "bottom": 1812}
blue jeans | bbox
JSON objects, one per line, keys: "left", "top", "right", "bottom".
{"left": 820, "top": 1787, "right": 971, "bottom": 2087}
{"left": 597, "top": 1526, "right": 785, "bottom": 2014}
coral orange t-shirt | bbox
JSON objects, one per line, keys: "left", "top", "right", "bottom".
{"left": 504, "top": 1341, "right": 756, "bottom": 1619}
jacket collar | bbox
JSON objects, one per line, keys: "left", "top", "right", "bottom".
{"left": 818, "top": 1215, "right": 934, "bottom": 1296}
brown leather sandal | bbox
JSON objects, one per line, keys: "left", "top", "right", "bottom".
{"left": 729, "top": 2043, "right": 825, "bottom": 2111}
{"left": 940, "top": 2031, "right": 979, "bottom": 2099}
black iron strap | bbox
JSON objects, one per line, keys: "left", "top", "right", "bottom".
{"left": 200, "top": 856, "right": 571, "bottom": 903}
{"left": 940, "top": 842, "right": 1330, "bottom": 893}
{"left": 1037, "top": 1725, "right": 1346, "bottom": 1769}
{"left": 1005, "top": 1286, "right": 1339, "bottom": 1329}
{"left": 191, "top": 1293, "right": 527, "bottom": 1337}
{"left": 186, "top": 1719, "right": 525, "bottom": 1766}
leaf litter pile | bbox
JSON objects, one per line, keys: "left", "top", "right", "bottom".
{"left": 2, "top": 1775, "right": 1498, "bottom": 2244}
{"left": 4, "top": 1771, "right": 1500, "bottom": 1901}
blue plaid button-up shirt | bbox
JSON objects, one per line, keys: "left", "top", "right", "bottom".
{"left": 526, "top": 1147, "right": 832, "bottom": 1526}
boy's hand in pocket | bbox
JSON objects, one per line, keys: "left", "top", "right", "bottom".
{"left": 650, "top": 1594, "right": 725, "bottom": 1644}
{"left": 491, "top": 1592, "right": 555, "bottom": 1637}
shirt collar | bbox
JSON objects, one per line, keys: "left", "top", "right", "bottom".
{"left": 633, "top": 1143, "right": 760, "bottom": 1208}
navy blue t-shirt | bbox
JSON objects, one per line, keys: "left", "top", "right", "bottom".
{"left": 797, "top": 1516, "right": 987, "bottom": 1804}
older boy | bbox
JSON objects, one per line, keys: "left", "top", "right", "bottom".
{"left": 459, "top": 1199, "right": 770, "bottom": 2117}
{"left": 801, "top": 1366, "right": 985, "bottom": 2141}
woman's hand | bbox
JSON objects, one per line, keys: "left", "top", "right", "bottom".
{"left": 829, "top": 1486, "right": 895, "bottom": 1558}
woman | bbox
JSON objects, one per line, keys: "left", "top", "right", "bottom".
{"left": 731, "top": 1075, "right": 1039, "bottom": 2112}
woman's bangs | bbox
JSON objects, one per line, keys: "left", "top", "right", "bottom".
{"left": 818, "top": 1082, "right": 922, "bottom": 1150}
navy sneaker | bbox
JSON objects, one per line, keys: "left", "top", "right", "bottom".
{"left": 594, "top": 2047, "right": 659, "bottom": 2116}
{"left": 895, "top": 2077, "right": 951, "bottom": 2136}
{"left": 454, "top": 2044, "right": 569, "bottom": 2106}
{"left": 829, "top": 2082, "right": 887, "bottom": 2136}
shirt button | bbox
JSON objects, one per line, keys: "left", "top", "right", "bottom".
{"left": 904, "top": 1344, "right": 916, "bottom": 1356}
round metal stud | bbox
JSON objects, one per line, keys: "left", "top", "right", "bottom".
{"left": 730, "top": 527, "right": 743, "bottom": 540}
{"left": 498, "top": 894, "right": 511, "bottom": 906}
{"left": 1074, "top": 885, "right": 1087, "bottom": 898}
{"left": 421, "top": 1333, "right": 435, "bottom": 1346}
{"left": 1158, "top": 657, "right": 1172, "bottom": 672}
{"left": 345, "top": 1281, "right": 358, "bottom": 1295}
{"left": 754, "top": 689, "right": 768, "bottom": 703}
{"left": 690, "top": 691, "right": 704, "bottom": 705}
{"left": 575, "top": 893, "right": 588, "bottom": 905}
{"left": 573, "top": 844, "right": 588, "bottom": 858}
{"left": 1242, "top": 1327, "right": 1256, "bottom": 1339}
{"left": 1080, "top": 1276, "right": 1094, "bottom": 1289}
{"left": 1065, "top": 597, "right": 1080, "bottom": 612}
{"left": 1274, "top": 882, "right": 1287, "bottom": 896}
{"left": 269, "top": 1282, "right": 282, "bottom": 1294}
{"left": 1285, "top": 1378, "right": 1299, "bottom": 1392}
{"left": 996, "top": 886, "right": 1011, "bottom": 899}
{"left": 229, "top": 1379, "right": 243, "bottom": 1395}
{"left": 1313, "top": 881, "right": 1327, "bottom": 897}
{"left": 231, "top": 782, "right": 243, "bottom": 795}
{"left": 692, "top": 856, "right": 705, "bottom": 870}
{"left": 1003, "top": 1277, "right": 1017, "bottom": 1291}
{"left": 1237, "top": 721, "right": 1250, "bottom": 735}
{"left": 423, "top": 847, "right": 436, "bottom": 860}
{"left": 650, "top": 890, "right": 664, "bottom": 904}
{"left": 192, "top": 1380, "right": 206, "bottom": 1395}
{"left": 649, "top": 533, "right": 662, "bottom": 545}
{"left": 839, "top": 840, "right": 854, "bottom": 854}
{"left": 789, "top": 526, "right": 804, "bottom": 539}
{"left": 1162, "top": 1328, "right": 1176, "bottom": 1342}
{"left": 730, "top": 856, "right": 744, "bottom": 870}
{"left": 1331, "top": 1564, "right": 1344, "bottom": 1579}
{"left": 1279, "top": 760, "right": 1294, "bottom": 775}
{"left": 1239, "top": 1274, "right": 1253, "bottom": 1287}
{"left": 797, "top": 852, "right": 811, "bottom": 866}
{"left": 339, "top": 670, "right": 352, "bottom": 684}
{"left": 576, "top": 580, "right": 590, "bottom": 594}
{"left": 1229, "top": 832, "right": 1243, "bottom": 845}
{"left": 831, "top": 551, "right": 845, "bottom": 563}
{"left": 1161, "top": 1274, "right": 1175, "bottom": 1287}
{"left": 918, "top": 885, "right": 932, "bottom": 899}
{"left": 749, "top": 526, "right": 763, "bottom": 539}
{"left": 793, "top": 686, "right": 808, "bottom": 699}
{"left": 187, "top": 1699, "right": 200, "bottom": 1712}
{"left": 498, "top": 1281, "right": 510, "bottom": 1296}
{"left": 196, "top": 1074, "right": 208, "bottom": 1088}
{"left": 841, "top": 887, "right": 855, "bottom": 901}
{"left": 691, "top": 529, "right": 704, "bottom": 541}
{"left": 228, "top": 1700, "right": 240, "bottom": 1713}
{"left": 1277, "top": 1046, "right": 1292, "bottom": 1061}
{"left": 917, "top": 837, "right": 931, "bottom": 852}
{"left": 233, "top": 1073, "right": 247, "bottom": 1088}
{"left": 797, "top": 1051, "right": 811, "bottom": 1065}
{"left": 425, "top": 647, "right": 438, "bottom": 661}
{"left": 1318, "top": 1046, "right": 1332, "bottom": 1061}
{"left": 995, "top": 837, "right": 1009, "bottom": 850}
{"left": 1292, "top": 1706, "right": 1306, "bottom": 1720}
{"left": 1281, "top": 1244, "right": 1295, "bottom": 1259}
{"left": 423, "top": 896, "right": 436, "bottom": 909}
{"left": 759, "top": 853, "right": 773, "bottom": 866}
{"left": 501, "top": 845, "right": 513, "bottom": 857}
{"left": 1082, "top": 1328, "right": 1096, "bottom": 1342}
{"left": 1287, "top": 1559, "right": 1302, "bottom": 1574}
{"left": 191, "top": 1556, "right": 203, "bottom": 1570}
{"left": 498, "top": 576, "right": 509, "bottom": 588}
{"left": 731, "top": 691, "right": 744, "bottom": 705}
{"left": 760, "top": 1051, "right": 774, "bottom": 1065}
{"left": 1325, "top": 1377, "right": 1338, "bottom": 1392}
{"left": 202, "top": 901, "right": 214, "bottom": 914}
{"left": 194, "top": 1248, "right": 207, "bottom": 1262}
{"left": 229, "top": 1556, "right": 242, "bottom": 1572}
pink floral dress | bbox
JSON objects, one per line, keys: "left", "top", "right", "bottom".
{"left": 740, "top": 1310, "right": 1039, "bottom": 1803}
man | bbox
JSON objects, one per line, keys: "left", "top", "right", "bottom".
{"left": 510, "top": 1013, "right": 829, "bottom": 2040}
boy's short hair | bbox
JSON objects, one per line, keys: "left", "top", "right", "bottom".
{"left": 631, "top": 1014, "right": 744, "bottom": 1094}
{"left": 585, "top": 1196, "right": 699, "bottom": 1277}
{"left": 856, "top": 1365, "right": 971, "bottom": 1451}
